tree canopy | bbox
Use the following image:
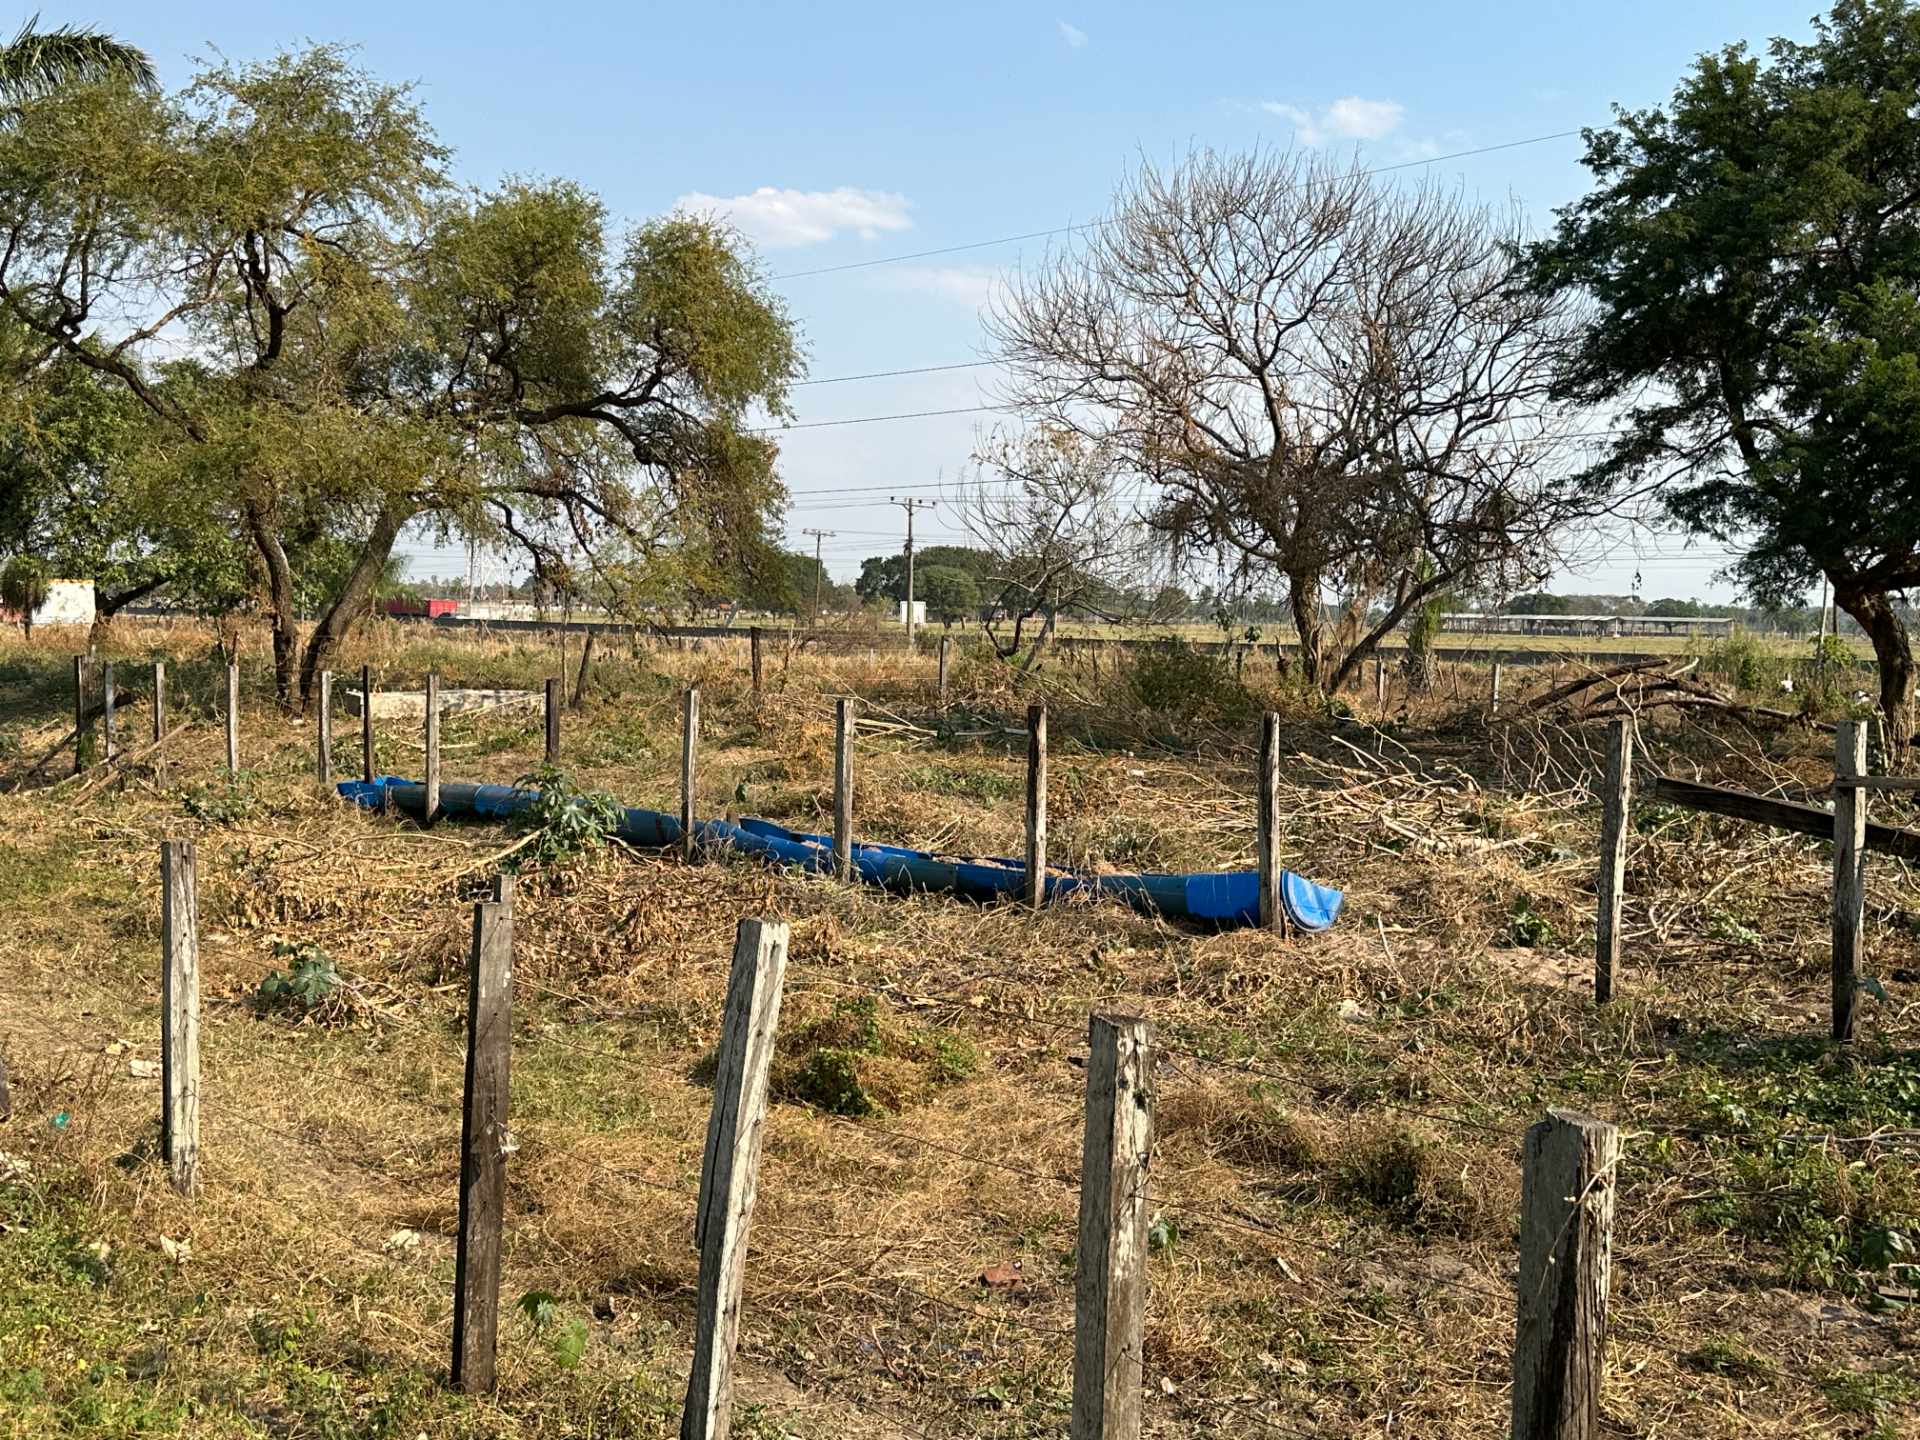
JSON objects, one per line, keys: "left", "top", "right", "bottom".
{"left": 990, "top": 148, "right": 1604, "bottom": 691}
{"left": 1526, "top": 0, "right": 1920, "bottom": 733}
{"left": 0, "top": 44, "right": 802, "bottom": 703}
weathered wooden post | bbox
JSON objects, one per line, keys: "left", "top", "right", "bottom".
{"left": 1374, "top": 655, "right": 1386, "bottom": 709}
{"left": 682, "top": 918, "right": 790, "bottom": 1440}
{"left": 160, "top": 841, "right": 200, "bottom": 1195}
{"left": 1594, "top": 719, "right": 1632, "bottom": 1005}
{"left": 749, "top": 626, "right": 764, "bottom": 698}
{"left": 937, "top": 635, "right": 951, "bottom": 704}
{"left": 151, "top": 660, "right": 166, "bottom": 746}
{"left": 101, "top": 662, "right": 116, "bottom": 763}
{"left": 424, "top": 671, "right": 442, "bottom": 826}
{"left": 72, "top": 655, "right": 88, "bottom": 775}
{"left": 543, "top": 677, "right": 560, "bottom": 763}
{"left": 1490, "top": 661, "right": 1504, "bottom": 717}
{"left": 360, "top": 664, "right": 375, "bottom": 782}
{"left": 681, "top": 686, "right": 701, "bottom": 864}
{"left": 1512, "top": 1110, "right": 1619, "bottom": 1440}
{"left": 1071, "top": 1013, "right": 1153, "bottom": 1440}
{"left": 1257, "top": 712, "right": 1283, "bottom": 931}
{"left": 452, "top": 898, "right": 514, "bottom": 1394}
{"left": 314, "top": 670, "right": 333, "bottom": 785}
{"left": 1833, "top": 720, "right": 1867, "bottom": 1043}
{"left": 1026, "top": 703, "right": 1048, "bottom": 908}
{"left": 833, "top": 697, "right": 855, "bottom": 880}
{"left": 223, "top": 663, "right": 240, "bottom": 772}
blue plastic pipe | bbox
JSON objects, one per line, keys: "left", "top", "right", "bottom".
{"left": 340, "top": 776, "right": 1343, "bottom": 932}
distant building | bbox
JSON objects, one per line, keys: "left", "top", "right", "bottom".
{"left": 0, "top": 577, "right": 95, "bottom": 628}
{"left": 897, "top": 599, "right": 926, "bottom": 625}
{"left": 1439, "top": 612, "right": 1733, "bottom": 640}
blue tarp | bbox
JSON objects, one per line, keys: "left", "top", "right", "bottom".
{"left": 340, "top": 776, "right": 1343, "bottom": 932}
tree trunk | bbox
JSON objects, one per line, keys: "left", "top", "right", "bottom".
{"left": 1287, "top": 573, "right": 1325, "bottom": 687}
{"left": 88, "top": 574, "right": 169, "bottom": 652}
{"left": 296, "top": 504, "right": 412, "bottom": 711}
{"left": 1836, "top": 583, "right": 1916, "bottom": 749}
{"left": 242, "top": 505, "right": 301, "bottom": 711}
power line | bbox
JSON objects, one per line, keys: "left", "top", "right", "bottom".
{"left": 768, "top": 128, "right": 1586, "bottom": 281}
{"left": 795, "top": 360, "right": 994, "bottom": 386}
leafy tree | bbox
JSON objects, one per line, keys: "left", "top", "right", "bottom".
{"left": 0, "top": 355, "right": 250, "bottom": 630}
{"left": 991, "top": 148, "right": 1603, "bottom": 694}
{"left": 918, "top": 565, "right": 978, "bottom": 625}
{"left": 1526, "top": 0, "right": 1920, "bottom": 736}
{"left": 0, "top": 46, "right": 800, "bottom": 707}
{"left": 854, "top": 544, "right": 993, "bottom": 602}
{"left": 0, "top": 18, "right": 155, "bottom": 101}
{"left": 0, "top": 553, "right": 47, "bottom": 634}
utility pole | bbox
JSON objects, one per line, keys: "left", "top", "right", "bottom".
{"left": 800, "top": 528, "right": 836, "bottom": 625}
{"left": 890, "top": 497, "right": 937, "bottom": 651}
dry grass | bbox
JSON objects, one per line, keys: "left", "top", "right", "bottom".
{"left": 0, "top": 618, "right": 1916, "bottom": 1439}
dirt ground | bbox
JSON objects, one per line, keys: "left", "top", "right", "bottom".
{"left": 0, "top": 620, "right": 1915, "bottom": 1439}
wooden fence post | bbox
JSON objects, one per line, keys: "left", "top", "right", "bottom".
{"left": 682, "top": 918, "right": 791, "bottom": 1440}
{"left": 160, "top": 840, "right": 200, "bottom": 1196}
{"left": 360, "top": 664, "right": 375, "bottom": 782}
{"left": 1257, "top": 712, "right": 1282, "bottom": 931}
{"left": 315, "top": 671, "right": 333, "bottom": 785}
{"left": 749, "top": 626, "right": 763, "bottom": 698}
{"left": 452, "top": 898, "right": 514, "bottom": 1394}
{"left": 224, "top": 663, "right": 240, "bottom": 773}
{"left": 1490, "top": 662, "right": 1503, "bottom": 717}
{"left": 72, "top": 655, "right": 88, "bottom": 775}
{"left": 490, "top": 872, "right": 514, "bottom": 906}
{"left": 1594, "top": 719, "right": 1632, "bottom": 1005}
{"left": 937, "top": 635, "right": 951, "bottom": 703}
{"left": 1374, "top": 655, "right": 1386, "bottom": 709}
{"left": 424, "top": 671, "right": 442, "bottom": 826}
{"left": 1833, "top": 720, "right": 1867, "bottom": 1043}
{"left": 152, "top": 660, "right": 166, "bottom": 746}
{"left": 101, "top": 661, "right": 116, "bottom": 763}
{"left": 681, "top": 686, "right": 701, "bottom": 863}
{"left": 1512, "top": 1109, "right": 1619, "bottom": 1440}
{"left": 1026, "top": 703, "right": 1048, "bottom": 908}
{"left": 833, "top": 697, "right": 855, "bottom": 880}
{"left": 1071, "top": 1013, "right": 1153, "bottom": 1440}
{"left": 544, "top": 677, "right": 560, "bottom": 764}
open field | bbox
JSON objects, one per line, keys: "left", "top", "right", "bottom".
{"left": 1, "top": 621, "right": 1916, "bottom": 1439}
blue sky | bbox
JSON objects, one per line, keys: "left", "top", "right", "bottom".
{"left": 53, "top": 0, "right": 1833, "bottom": 601}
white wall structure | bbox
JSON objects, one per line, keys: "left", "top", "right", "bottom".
{"left": 3, "top": 578, "right": 96, "bottom": 628}
{"left": 896, "top": 599, "right": 926, "bottom": 626}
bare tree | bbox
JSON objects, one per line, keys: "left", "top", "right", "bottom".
{"left": 988, "top": 148, "right": 1601, "bottom": 691}
{"left": 962, "top": 425, "right": 1152, "bottom": 670}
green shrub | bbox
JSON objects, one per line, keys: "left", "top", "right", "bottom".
{"left": 181, "top": 773, "right": 258, "bottom": 825}
{"left": 256, "top": 942, "right": 345, "bottom": 1021}
{"left": 1126, "top": 639, "right": 1257, "bottom": 728}
{"left": 508, "top": 764, "right": 622, "bottom": 868}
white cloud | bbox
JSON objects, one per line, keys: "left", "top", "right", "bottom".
{"left": 1058, "top": 19, "right": 1088, "bottom": 49}
{"left": 882, "top": 265, "right": 1005, "bottom": 309}
{"left": 672, "top": 186, "right": 913, "bottom": 249}
{"left": 1258, "top": 95, "right": 1405, "bottom": 147}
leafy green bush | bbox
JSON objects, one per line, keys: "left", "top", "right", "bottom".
{"left": 256, "top": 942, "right": 340, "bottom": 1017}
{"left": 508, "top": 764, "right": 623, "bottom": 868}
{"left": 1125, "top": 639, "right": 1257, "bottom": 728}
{"left": 1700, "top": 634, "right": 1787, "bottom": 694}
{"left": 515, "top": 1290, "right": 587, "bottom": 1370}
{"left": 181, "top": 773, "right": 258, "bottom": 825}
